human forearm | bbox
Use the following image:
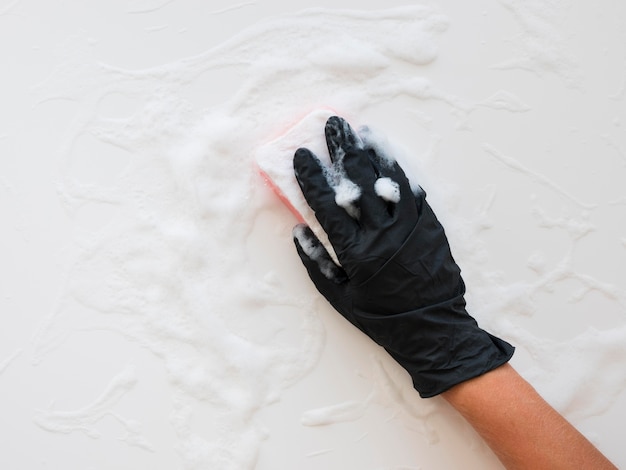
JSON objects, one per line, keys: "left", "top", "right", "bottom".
{"left": 442, "top": 363, "right": 617, "bottom": 470}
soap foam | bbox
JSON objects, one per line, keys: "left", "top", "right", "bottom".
{"left": 374, "top": 177, "right": 401, "bottom": 203}
{"left": 22, "top": 3, "right": 625, "bottom": 469}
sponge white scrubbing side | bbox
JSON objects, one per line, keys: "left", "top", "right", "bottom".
{"left": 255, "top": 109, "right": 339, "bottom": 264}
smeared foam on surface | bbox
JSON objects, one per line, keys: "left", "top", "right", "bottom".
{"left": 3, "top": 2, "right": 625, "bottom": 469}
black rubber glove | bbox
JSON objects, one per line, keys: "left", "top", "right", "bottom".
{"left": 292, "top": 116, "right": 514, "bottom": 398}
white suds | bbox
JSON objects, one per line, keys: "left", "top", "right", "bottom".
{"left": 33, "top": 366, "right": 154, "bottom": 450}
{"left": 0, "top": 349, "right": 22, "bottom": 375}
{"left": 7, "top": 2, "right": 625, "bottom": 469}
{"left": 333, "top": 177, "right": 362, "bottom": 219}
{"left": 374, "top": 177, "right": 401, "bottom": 203}
{"left": 301, "top": 400, "right": 368, "bottom": 426}
{"left": 358, "top": 125, "right": 397, "bottom": 167}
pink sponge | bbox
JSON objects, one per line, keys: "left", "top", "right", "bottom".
{"left": 255, "top": 108, "right": 339, "bottom": 261}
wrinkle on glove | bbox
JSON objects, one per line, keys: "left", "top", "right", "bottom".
{"left": 292, "top": 116, "right": 514, "bottom": 398}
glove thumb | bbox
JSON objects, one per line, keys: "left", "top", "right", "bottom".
{"left": 292, "top": 224, "right": 349, "bottom": 311}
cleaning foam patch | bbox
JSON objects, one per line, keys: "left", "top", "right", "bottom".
{"left": 255, "top": 108, "right": 341, "bottom": 264}
{"left": 374, "top": 177, "right": 401, "bottom": 203}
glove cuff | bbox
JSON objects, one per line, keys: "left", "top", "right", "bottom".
{"left": 354, "top": 296, "right": 515, "bottom": 398}
{"left": 404, "top": 329, "right": 514, "bottom": 398}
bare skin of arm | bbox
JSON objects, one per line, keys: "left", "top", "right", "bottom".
{"left": 442, "top": 363, "right": 617, "bottom": 470}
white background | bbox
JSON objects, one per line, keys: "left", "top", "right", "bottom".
{"left": 1, "top": 1, "right": 625, "bottom": 469}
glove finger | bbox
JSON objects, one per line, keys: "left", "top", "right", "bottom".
{"left": 293, "top": 147, "right": 359, "bottom": 252}
{"left": 325, "top": 116, "right": 390, "bottom": 228}
{"left": 293, "top": 224, "right": 348, "bottom": 304}
{"left": 357, "top": 125, "right": 420, "bottom": 224}
{"left": 325, "top": 115, "right": 363, "bottom": 161}
{"left": 343, "top": 119, "right": 419, "bottom": 229}
{"left": 412, "top": 183, "right": 427, "bottom": 215}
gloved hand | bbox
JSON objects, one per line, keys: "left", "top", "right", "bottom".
{"left": 292, "top": 116, "right": 514, "bottom": 398}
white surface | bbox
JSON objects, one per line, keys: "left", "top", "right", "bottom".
{"left": 1, "top": 1, "right": 625, "bottom": 469}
